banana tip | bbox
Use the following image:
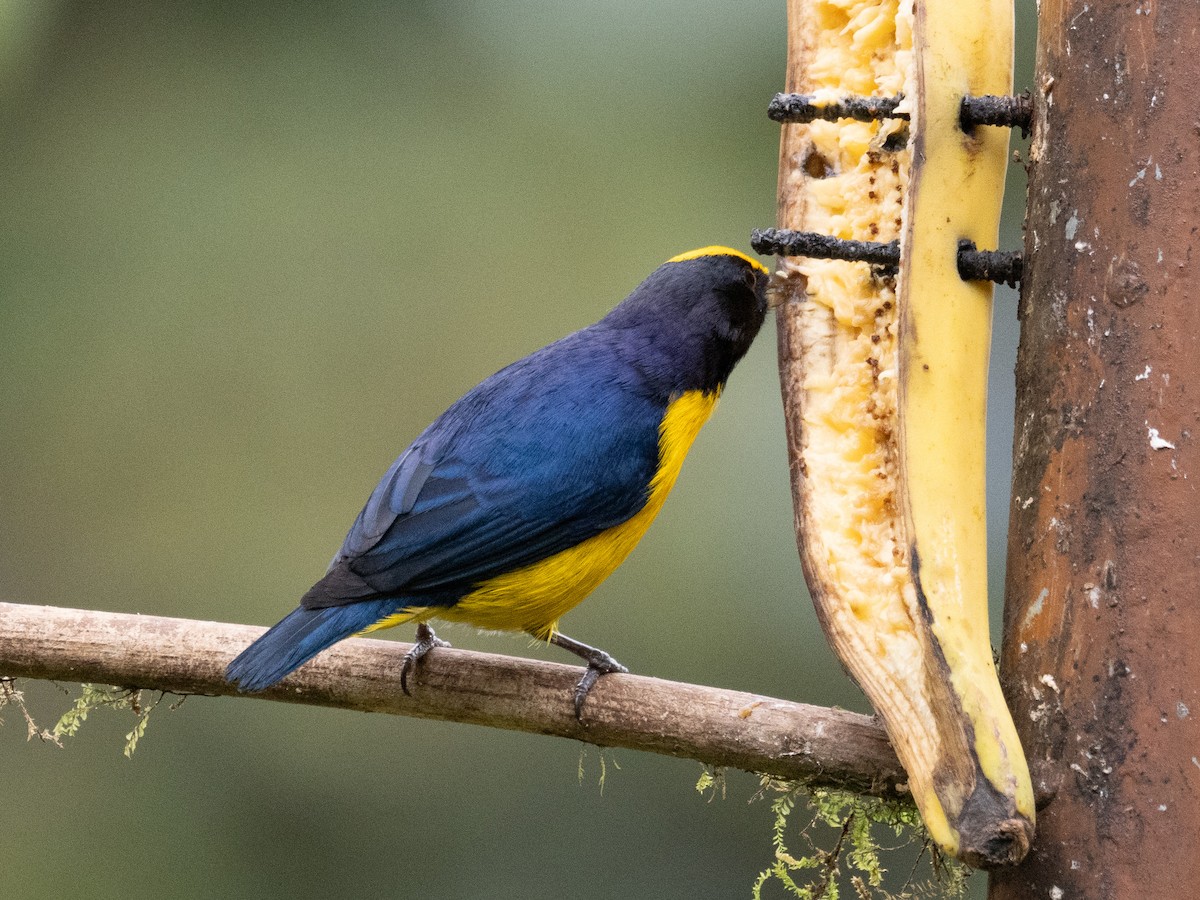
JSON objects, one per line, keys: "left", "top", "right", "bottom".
{"left": 957, "top": 815, "right": 1034, "bottom": 869}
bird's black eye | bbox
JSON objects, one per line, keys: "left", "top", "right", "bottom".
{"left": 742, "top": 267, "right": 760, "bottom": 291}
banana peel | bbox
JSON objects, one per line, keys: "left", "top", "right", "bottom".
{"left": 773, "top": 0, "right": 1034, "bottom": 868}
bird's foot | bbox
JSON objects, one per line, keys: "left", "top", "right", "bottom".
{"left": 400, "top": 623, "right": 450, "bottom": 695}
{"left": 546, "top": 631, "right": 627, "bottom": 720}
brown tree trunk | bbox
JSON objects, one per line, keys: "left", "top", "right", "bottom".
{"left": 990, "top": 2, "right": 1200, "bottom": 897}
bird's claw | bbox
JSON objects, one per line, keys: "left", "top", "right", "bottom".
{"left": 572, "top": 654, "right": 628, "bottom": 721}
{"left": 400, "top": 623, "right": 450, "bottom": 695}
{"left": 535, "top": 630, "right": 629, "bottom": 720}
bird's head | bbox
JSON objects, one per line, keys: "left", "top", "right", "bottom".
{"left": 601, "top": 246, "right": 770, "bottom": 395}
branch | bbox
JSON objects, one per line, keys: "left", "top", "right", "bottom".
{"left": 0, "top": 601, "right": 903, "bottom": 794}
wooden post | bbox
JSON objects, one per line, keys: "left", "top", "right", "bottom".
{"left": 991, "top": 1, "right": 1200, "bottom": 896}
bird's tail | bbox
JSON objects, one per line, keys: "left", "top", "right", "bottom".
{"left": 225, "top": 599, "right": 403, "bottom": 692}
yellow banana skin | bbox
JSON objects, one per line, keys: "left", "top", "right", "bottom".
{"left": 775, "top": 0, "right": 1034, "bottom": 867}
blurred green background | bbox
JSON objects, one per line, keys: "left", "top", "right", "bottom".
{"left": 1, "top": 2, "right": 1036, "bottom": 897}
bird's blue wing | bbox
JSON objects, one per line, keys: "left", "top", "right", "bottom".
{"left": 302, "top": 333, "right": 664, "bottom": 609}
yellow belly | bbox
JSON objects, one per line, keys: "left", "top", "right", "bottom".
{"left": 361, "top": 389, "right": 719, "bottom": 639}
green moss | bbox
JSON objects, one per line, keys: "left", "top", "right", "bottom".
{"left": 52, "top": 683, "right": 168, "bottom": 757}
{"left": 1, "top": 680, "right": 184, "bottom": 758}
{"left": 749, "top": 778, "right": 971, "bottom": 900}
{"left": 0, "top": 676, "right": 61, "bottom": 745}
{"left": 577, "top": 744, "right": 622, "bottom": 794}
{"left": 695, "top": 766, "right": 728, "bottom": 801}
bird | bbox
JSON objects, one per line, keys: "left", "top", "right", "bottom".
{"left": 225, "top": 246, "right": 769, "bottom": 716}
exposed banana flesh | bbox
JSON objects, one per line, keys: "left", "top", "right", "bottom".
{"left": 773, "top": 0, "right": 1034, "bottom": 868}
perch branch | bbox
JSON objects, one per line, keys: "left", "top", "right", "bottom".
{"left": 0, "top": 601, "right": 904, "bottom": 794}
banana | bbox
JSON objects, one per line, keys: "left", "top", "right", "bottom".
{"left": 772, "top": 0, "right": 1034, "bottom": 868}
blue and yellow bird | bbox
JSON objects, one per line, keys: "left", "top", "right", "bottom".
{"left": 226, "top": 246, "right": 769, "bottom": 714}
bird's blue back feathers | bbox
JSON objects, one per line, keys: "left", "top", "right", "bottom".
{"left": 303, "top": 328, "right": 664, "bottom": 608}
